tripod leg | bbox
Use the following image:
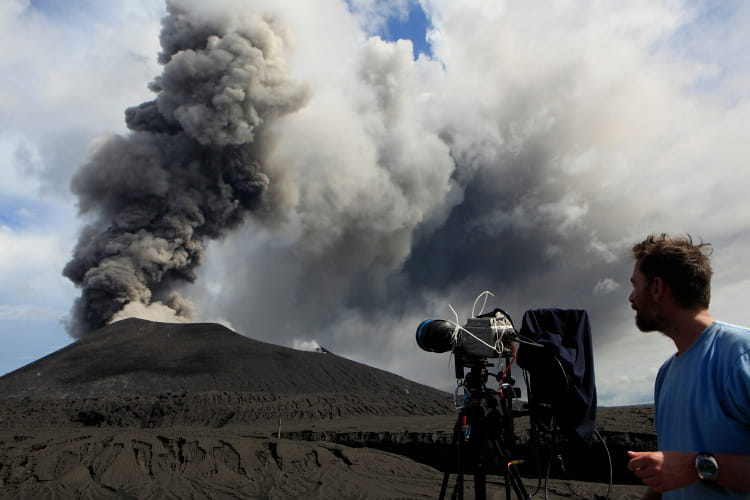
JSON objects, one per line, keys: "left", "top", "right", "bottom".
{"left": 440, "top": 419, "right": 462, "bottom": 500}
{"left": 490, "top": 439, "right": 530, "bottom": 500}
{"left": 473, "top": 467, "right": 486, "bottom": 500}
{"left": 507, "top": 464, "right": 528, "bottom": 500}
{"left": 505, "top": 468, "right": 512, "bottom": 500}
{"left": 456, "top": 441, "right": 464, "bottom": 500}
{"left": 439, "top": 466, "right": 450, "bottom": 499}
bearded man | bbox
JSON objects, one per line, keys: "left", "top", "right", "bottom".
{"left": 626, "top": 234, "right": 750, "bottom": 499}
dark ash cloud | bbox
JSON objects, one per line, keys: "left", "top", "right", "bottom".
{"left": 63, "top": 0, "right": 308, "bottom": 337}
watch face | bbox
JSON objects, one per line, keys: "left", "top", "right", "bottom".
{"left": 697, "top": 459, "right": 717, "bottom": 475}
{"left": 696, "top": 454, "right": 719, "bottom": 482}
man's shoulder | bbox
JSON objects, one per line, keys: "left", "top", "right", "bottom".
{"left": 709, "top": 322, "right": 750, "bottom": 372}
{"left": 713, "top": 320, "right": 750, "bottom": 333}
{"left": 711, "top": 321, "right": 750, "bottom": 346}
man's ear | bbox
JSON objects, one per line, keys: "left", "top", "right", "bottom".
{"left": 650, "top": 276, "right": 665, "bottom": 302}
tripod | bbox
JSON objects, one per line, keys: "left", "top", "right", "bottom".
{"left": 439, "top": 362, "right": 529, "bottom": 500}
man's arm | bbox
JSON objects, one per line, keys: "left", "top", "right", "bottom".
{"left": 628, "top": 450, "right": 750, "bottom": 493}
{"left": 713, "top": 453, "right": 750, "bottom": 491}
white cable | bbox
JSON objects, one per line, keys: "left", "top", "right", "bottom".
{"left": 471, "top": 290, "right": 495, "bottom": 317}
{"left": 494, "top": 337, "right": 505, "bottom": 354}
{"left": 517, "top": 335, "right": 545, "bottom": 348}
{"left": 448, "top": 304, "right": 462, "bottom": 345}
{"left": 447, "top": 292, "right": 541, "bottom": 356}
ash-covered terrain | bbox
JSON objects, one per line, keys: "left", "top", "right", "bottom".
{"left": 0, "top": 319, "right": 652, "bottom": 498}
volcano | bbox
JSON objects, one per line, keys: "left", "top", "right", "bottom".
{"left": 0, "top": 318, "right": 449, "bottom": 404}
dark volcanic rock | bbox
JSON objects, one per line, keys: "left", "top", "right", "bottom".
{"left": 0, "top": 318, "right": 451, "bottom": 409}
{"left": 0, "top": 429, "right": 451, "bottom": 499}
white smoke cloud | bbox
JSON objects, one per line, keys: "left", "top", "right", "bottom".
{"left": 110, "top": 292, "right": 196, "bottom": 325}
{"left": 292, "top": 338, "right": 322, "bottom": 351}
{"left": 190, "top": 0, "right": 750, "bottom": 405}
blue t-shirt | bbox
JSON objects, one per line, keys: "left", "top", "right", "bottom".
{"left": 655, "top": 321, "right": 750, "bottom": 499}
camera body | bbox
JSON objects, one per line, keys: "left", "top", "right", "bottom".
{"left": 460, "top": 316, "right": 515, "bottom": 359}
{"left": 416, "top": 308, "right": 517, "bottom": 374}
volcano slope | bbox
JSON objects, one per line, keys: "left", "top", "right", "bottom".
{"left": 0, "top": 318, "right": 453, "bottom": 421}
{"left": 0, "top": 319, "right": 652, "bottom": 499}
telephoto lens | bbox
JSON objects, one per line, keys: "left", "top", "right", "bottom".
{"left": 415, "top": 319, "right": 455, "bottom": 353}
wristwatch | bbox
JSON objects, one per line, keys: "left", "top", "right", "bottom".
{"left": 695, "top": 452, "right": 719, "bottom": 484}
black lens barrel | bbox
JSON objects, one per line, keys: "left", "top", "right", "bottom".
{"left": 415, "top": 319, "right": 455, "bottom": 353}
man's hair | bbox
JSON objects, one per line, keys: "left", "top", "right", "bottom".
{"left": 632, "top": 233, "right": 713, "bottom": 309}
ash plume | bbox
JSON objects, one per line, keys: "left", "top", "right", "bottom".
{"left": 185, "top": 0, "right": 702, "bottom": 398}
{"left": 63, "top": 0, "right": 308, "bottom": 337}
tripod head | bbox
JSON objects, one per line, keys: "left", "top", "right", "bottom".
{"left": 462, "top": 363, "right": 489, "bottom": 392}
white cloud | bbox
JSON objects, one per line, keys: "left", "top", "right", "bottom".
{"left": 0, "top": 225, "right": 76, "bottom": 306}
{"left": 593, "top": 278, "right": 621, "bottom": 297}
{"left": 0, "top": 0, "right": 164, "bottom": 197}
{"left": 348, "top": 0, "right": 411, "bottom": 34}
{"left": 0, "top": 304, "right": 62, "bottom": 320}
{"left": 594, "top": 331, "right": 675, "bottom": 406}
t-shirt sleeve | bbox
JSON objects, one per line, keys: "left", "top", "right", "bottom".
{"left": 724, "top": 350, "right": 750, "bottom": 425}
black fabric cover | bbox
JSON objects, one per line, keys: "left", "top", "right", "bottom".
{"left": 516, "top": 308, "right": 597, "bottom": 445}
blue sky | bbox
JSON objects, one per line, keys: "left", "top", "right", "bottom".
{"left": 2, "top": 0, "right": 750, "bottom": 407}
{"left": 381, "top": 2, "right": 432, "bottom": 58}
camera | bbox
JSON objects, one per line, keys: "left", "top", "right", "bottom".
{"left": 416, "top": 305, "right": 529, "bottom": 498}
{"left": 416, "top": 308, "right": 519, "bottom": 381}
{"left": 416, "top": 308, "right": 517, "bottom": 360}
{"left": 415, "top": 303, "right": 602, "bottom": 500}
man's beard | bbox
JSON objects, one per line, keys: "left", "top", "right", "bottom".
{"left": 633, "top": 297, "right": 663, "bottom": 333}
{"left": 634, "top": 299, "right": 665, "bottom": 333}
{"left": 635, "top": 310, "right": 661, "bottom": 332}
